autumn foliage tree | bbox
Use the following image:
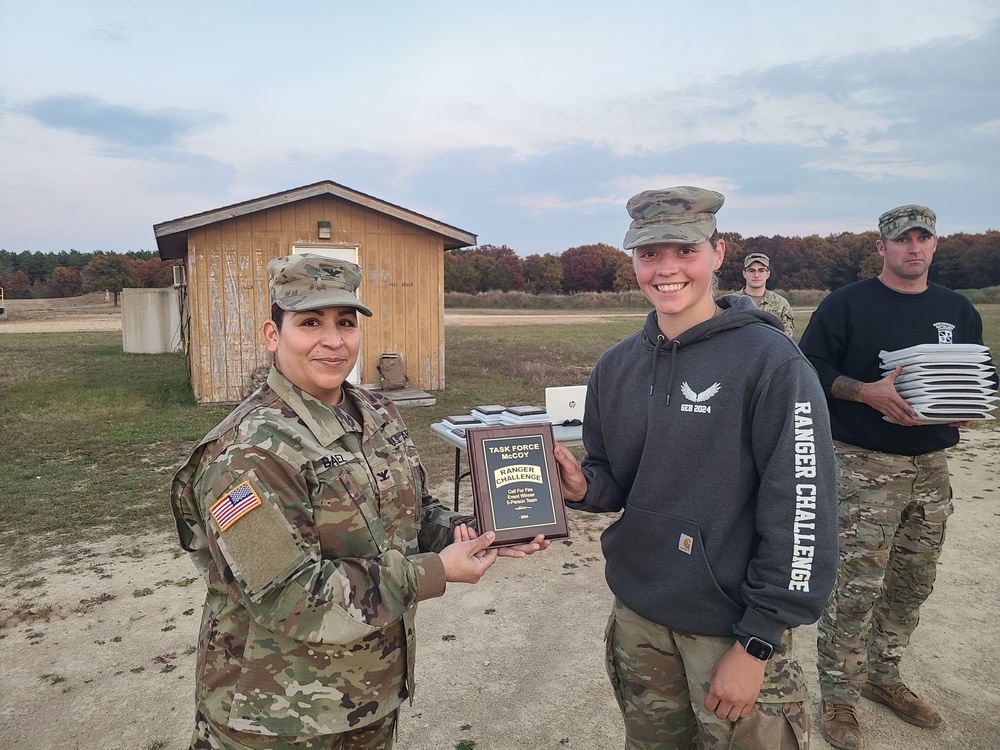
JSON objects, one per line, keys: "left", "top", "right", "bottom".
{"left": 48, "top": 266, "right": 84, "bottom": 297}
{"left": 612, "top": 262, "right": 640, "bottom": 292}
{"left": 523, "top": 253, "right": 564, "bottom": 294}
{"left": 560, "top": 246, "right": 604, "bottom": 292}
{"left": 444, "top": 245, "right": 528, "bottom": 293}
{"left": 716, "top": 232, "right": 747, "bottom": 291}
{"left": 128, "top": 257, "right": 177, "bottom": 288}
{"left": 444, "top": 252, "right": 480, "bottom": 294}
{"left": 83, "top": 253, "right": 140, "bottom": 306}
{"left": 560, "top": 244, "right": 631, "bottom": 293}
{"left": 475, "top": 245, "right": 525, "bottom": 291}
{"left": 0, "top": 249, "right": 169, "bottom": 299}
{"left": 1, "top": 269, "right": 31, "bottom": 298}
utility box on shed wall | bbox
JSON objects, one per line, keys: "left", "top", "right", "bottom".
{"left": 122, "top": 288, "right": 182, "bottom": 354}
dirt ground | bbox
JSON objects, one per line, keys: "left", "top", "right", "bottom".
{"left": 2, "top": 303, "right": 999, "bottom": 749}
{"left": 0, "top": 293, "right": 123, "bottom": 333}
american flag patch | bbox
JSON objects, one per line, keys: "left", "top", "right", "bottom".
{"left": 210, "top": 480, "right": 262, "bottom": 532}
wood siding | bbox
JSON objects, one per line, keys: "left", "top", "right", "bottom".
{"left": 184, "top": 195, "right": 445, "bottom": 404}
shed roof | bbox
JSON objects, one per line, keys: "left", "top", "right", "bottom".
{"left": 153, "top": 180, "right": 477, "bottom": 260}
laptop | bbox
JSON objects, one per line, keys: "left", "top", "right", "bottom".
{"left": 545, "top": 385, "right": 587, "bottom": 426}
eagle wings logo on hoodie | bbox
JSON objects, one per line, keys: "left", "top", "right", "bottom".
{"left": 681, "top": 381, "right": 721, "bottom": 403}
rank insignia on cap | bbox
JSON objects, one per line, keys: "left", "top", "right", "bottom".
{"left": 210, "top": 480, "right": 262, "bottom": 532}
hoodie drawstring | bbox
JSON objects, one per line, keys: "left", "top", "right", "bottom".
{"left": 649, "top": 336, "right": 680, "bottom": 405}
{"left": 664, "top": 340, "right": 679, "bottom": 405}
{"left": 649, "top": 335, "right": 665, "bottom": 396}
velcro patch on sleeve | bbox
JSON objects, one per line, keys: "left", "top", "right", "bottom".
{"left": 210, "top": 480, "right": 262, "bottom": 532}
{"left": 209, "top": 472, "right": 311, "bottom": 599}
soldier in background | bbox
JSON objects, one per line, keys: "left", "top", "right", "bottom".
{"left": 799, "top": 205, "right": 997, "bottom": 749}
{"left": 171, "top": 253, "right": 548, "bottom": 750}
{"left": 735, "top": 253, "right": 794, "bottom": 337}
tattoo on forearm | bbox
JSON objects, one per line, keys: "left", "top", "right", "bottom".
{"left": 831, "top": 375, "right": 864, "bottom": 402}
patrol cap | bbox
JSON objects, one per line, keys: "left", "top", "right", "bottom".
{"left": 744, "top": 252, "right": 770, "bottom": 269}
{"left": 623, "top": 186, "right": 725, "bottom": 249}
{"left": 267, "top": 253, "right": 373, "bottom": 317}
{"left": 878, "top": 204, "right": 936, "bottom": 240}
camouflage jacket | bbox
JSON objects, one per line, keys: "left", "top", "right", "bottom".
{"left": 170, "top": 367, "right": 466, "bottom": 738}
{"left": 735, "top": 288, "right": 795, "bottom": 337}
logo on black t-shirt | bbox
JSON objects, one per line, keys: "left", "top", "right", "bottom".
{"left": 934, "top": 322, "right": 955, "bottom": 344}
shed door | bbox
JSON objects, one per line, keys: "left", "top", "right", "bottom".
{"left": 291, "top": 245, "right": 362, "bottom": 384}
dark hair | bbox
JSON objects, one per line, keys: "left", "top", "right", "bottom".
{"left": 270, "top": 303, "right": 285, "bottom": 331}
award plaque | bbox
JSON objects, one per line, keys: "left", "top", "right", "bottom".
{"left": 465, "top": 423, "right": 570, "bottom": 547}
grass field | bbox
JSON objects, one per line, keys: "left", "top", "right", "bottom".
{"left": 0, "top": 317, "right": 639, "bottom": 564}
{"left": 1, "top": 305, "right": 997, "bottom": 565}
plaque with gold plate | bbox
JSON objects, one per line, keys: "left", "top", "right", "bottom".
{"left": 465, "top": 423, "right": 570, "bottom": 547}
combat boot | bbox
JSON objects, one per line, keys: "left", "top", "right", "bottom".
{"left": 820, "top": 700, "right": 864, "bottom": 749}
{"left": 861, "top": 681, "right": 942, "bottom": 728}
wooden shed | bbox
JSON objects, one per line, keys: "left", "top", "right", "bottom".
{"left": 154, "top": 180, "right": 476, "bottom": 404}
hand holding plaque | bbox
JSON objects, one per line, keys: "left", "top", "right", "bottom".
{"left": 464, "top": 424, "right": 570, "bottom": 547}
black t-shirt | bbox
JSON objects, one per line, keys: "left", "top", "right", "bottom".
{"left": 799, "top": 278, "right": 995, "bottom": 456}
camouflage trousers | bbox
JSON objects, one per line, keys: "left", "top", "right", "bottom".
{"left": 817, "top": 442, "right": 952, "bottom": 705}
{"left": 190, "top": 709, "right": 396, "bottom": 750}
{"left": 605, "top": 598, "right": 810, "bottom": 749}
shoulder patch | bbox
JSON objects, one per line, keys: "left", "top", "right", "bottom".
{"left": 210, "top": 480, "right": 262, "bottom": 532}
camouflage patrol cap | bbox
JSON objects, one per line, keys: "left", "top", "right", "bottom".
{"left": 878, "top": 204, "right": 936, "bottom": 240}
{"left": 623, "top": 186, "right": 725, "bottom": 249}
{"left": 744, "top": 252, "right": 770, "bottom": 269}
{"left": 267, "top": 253, "right": 373, "bottom": 316}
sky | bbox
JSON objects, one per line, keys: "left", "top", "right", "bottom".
{"left": 1, "top": 0, "right": 999, "bottom": 257}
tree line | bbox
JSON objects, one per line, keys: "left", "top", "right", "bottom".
{"left": 445, "top": 230, "right": 1000, "bottom": 295}
{"left": 0, "top": 249, "right": 177, "bottom": 304}
{"left": 4, "top": 228, "right": 998, "bottom": 303}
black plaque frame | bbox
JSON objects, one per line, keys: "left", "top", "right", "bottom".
{"left": 465, "top": 423, "right": 570, "bottom": 547}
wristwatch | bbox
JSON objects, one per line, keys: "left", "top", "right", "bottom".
{"left": 737, "top": 635, "right": 774, "bottom": 661}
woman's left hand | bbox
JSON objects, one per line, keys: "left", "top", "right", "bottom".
{"left": 704, "top": 643, "right": 767, "bottom": 721}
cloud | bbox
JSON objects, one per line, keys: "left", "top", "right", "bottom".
{"left": 124, "top": 17, "right": 1000, "bottom": 253}
{"left": 6, "top": 10, "right": 998, "bottom": 255}
{"left": 19, "top": 95, "right": 224, "bottom": 155}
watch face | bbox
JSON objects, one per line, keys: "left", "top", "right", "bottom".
{"left": 744, "top": 637, "right": 773, "bottom": 660}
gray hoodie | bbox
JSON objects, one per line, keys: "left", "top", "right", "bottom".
{"left": 569, "top": 294, "right": 837, "bottom": 648}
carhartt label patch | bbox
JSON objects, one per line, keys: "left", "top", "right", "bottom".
{"left": 210, "top": 480, "right": 262, "bottom": 532}
{"left": 678, "top": 533, "right": 693, "bottom": 554}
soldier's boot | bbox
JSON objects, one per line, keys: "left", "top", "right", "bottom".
{"left": 820, "top": 700, "right": 864, "bottom": 750}
{"left": 861, "top": 681, "right": 942, "bottom": 728}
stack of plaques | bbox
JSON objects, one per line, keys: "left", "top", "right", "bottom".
{"left": 471, "top": 404, "right": 507, "bottom": 425}
{"left": 499, "top": 405, "right": 552, "bottom": 425}
{"left": 880, "top": 343, "right": 997, "bottom": 424}
{"left": 443, "top": 414, "right": 485, "bottom": 437}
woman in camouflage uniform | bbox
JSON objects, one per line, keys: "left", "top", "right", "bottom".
{"left": 171, "top": 254, "right": 547, "bottom": 750}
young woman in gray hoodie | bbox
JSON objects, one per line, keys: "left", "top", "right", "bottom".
{"left": 555, "top": 186, "right": 838, "bottom": 750}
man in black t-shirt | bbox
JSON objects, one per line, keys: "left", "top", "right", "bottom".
{"left": 799, "top": 204, "right": 997, "bottom": 750}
